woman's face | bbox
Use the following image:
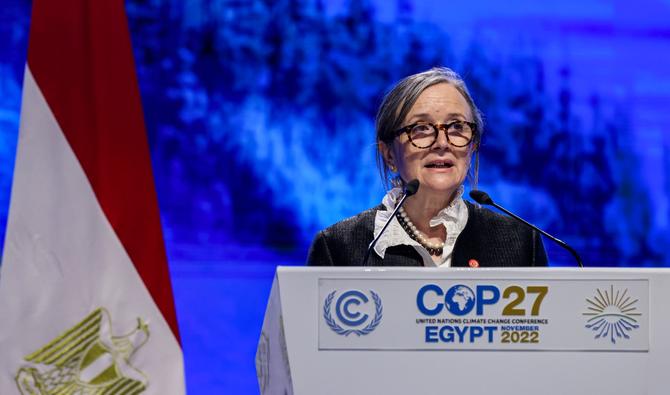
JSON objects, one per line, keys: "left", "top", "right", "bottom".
{"left": 384, "top": 83, "right": 475, "bottom": 198}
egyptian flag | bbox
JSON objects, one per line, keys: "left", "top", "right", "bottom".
{"left": 0, "top": 1, "right": 184, "bottom": 394}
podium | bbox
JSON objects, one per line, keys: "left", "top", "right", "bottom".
{"left": 256, "top": 267, "right": 670, "bottom": 395}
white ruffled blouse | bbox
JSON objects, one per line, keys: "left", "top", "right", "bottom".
{"left": 372, "top": 187, "right": 469, "bottom": 267}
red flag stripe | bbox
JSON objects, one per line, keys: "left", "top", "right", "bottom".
{"left": 26, "top": 0, "right": 180, "bottom": 340}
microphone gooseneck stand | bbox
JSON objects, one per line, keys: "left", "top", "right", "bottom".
{"left": 469, "top": 190, "right": 584, "bottom": 268}
{"left": 362, "top": 179, "right": 420, "bottom": 266}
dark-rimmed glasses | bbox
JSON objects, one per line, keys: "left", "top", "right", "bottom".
{"left": 394, "top": 120, "right": 476, "bottom": 149}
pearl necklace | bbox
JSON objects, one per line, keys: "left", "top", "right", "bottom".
{"left": 396, "top": 206, "right": 445, "bottom": 256}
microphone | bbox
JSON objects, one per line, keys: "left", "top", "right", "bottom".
{"left": 362, "top": 179, "right": 420, "bottom": 266}
{"left": 469, "top": 190, "right": 584, "bottom": 268}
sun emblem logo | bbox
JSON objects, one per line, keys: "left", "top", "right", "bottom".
{"left": 583, "top": 285, "right": 641, "bottom": 344}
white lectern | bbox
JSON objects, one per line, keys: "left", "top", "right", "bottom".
{"left": 256, "top": 267, "right": 670, "bottom": 395}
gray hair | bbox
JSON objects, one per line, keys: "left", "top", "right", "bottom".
{"left": 375, "top": 67, "right": 484, "bottom": 189}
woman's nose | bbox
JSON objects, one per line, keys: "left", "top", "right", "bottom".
{"left": 433, "top": 128, "right": 451, "bottom": 150}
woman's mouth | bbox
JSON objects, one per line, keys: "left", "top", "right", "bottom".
{"left": 425, "top": 161, "right": 454, "bottom": 169}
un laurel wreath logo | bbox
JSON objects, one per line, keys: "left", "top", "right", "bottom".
{"left": 323, "top": 290, "right": 383, "bottom": 336}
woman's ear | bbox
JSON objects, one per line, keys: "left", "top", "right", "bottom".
{"left": 379, "top": 141, "right": 396, "bottom": 172}
{"left": 472, "top": 134, "right": 481, "bottom": 152}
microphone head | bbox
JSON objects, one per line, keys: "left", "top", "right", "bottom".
{"left": 404, "top": 179, "right": 420, "bottom": 196}
{"left": 469, "top": 190, "right": 494, "bottom": 205}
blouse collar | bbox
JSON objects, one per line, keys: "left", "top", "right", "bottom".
{"left": 372, "top": 186, "right": 469, "bottom": 266}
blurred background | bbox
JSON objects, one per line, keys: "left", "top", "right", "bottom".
{"left": 1, "top": 0, "right": 669, "bottom": 393}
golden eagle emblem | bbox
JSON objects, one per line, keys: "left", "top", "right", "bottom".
{"left": 15, "top": 308, "right": 149, "bottom": 395}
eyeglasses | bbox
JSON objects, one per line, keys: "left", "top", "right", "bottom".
{"left": 394, "top": 120, "right": 477, "bottom": 149}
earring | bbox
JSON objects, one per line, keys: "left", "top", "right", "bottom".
{"left": 390, "top": 165, "right": 397, "bottom": 172}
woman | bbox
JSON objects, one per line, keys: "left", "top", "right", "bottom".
{"left": 307, "top": 67, "right": 547, "bottom": 267}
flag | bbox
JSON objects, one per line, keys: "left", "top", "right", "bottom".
{"left": 0, "top": 1, "right": 184, "bottom": 394}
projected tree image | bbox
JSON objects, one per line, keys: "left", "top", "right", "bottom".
{"left": 0, "top": 0, "right": 667, "bottom": 267}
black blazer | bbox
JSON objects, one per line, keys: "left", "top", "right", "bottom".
{"left": 307, "top": 201, "right": 548, "bottom": 267}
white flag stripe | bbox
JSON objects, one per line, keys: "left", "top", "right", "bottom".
{"left": 0, "top": 67, "right": 183, "bottom": 393}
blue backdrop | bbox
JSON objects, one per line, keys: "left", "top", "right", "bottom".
{"left": 1, "top": 0, "right": 669, "bottom": 393}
